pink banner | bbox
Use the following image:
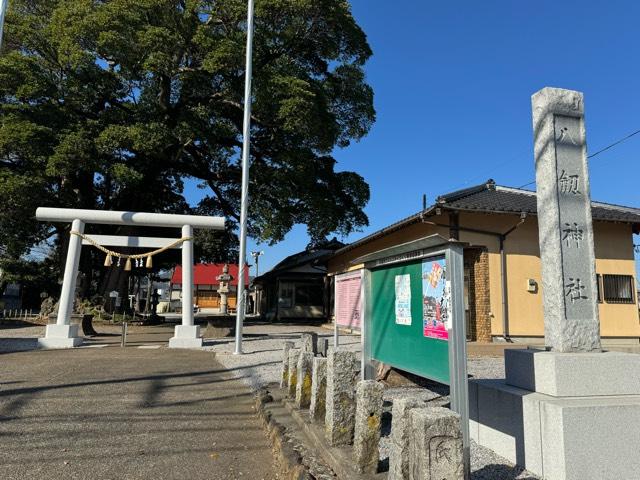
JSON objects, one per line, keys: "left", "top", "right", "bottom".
{"left": 335, "top": 271, "right": 363, "bottom": 329}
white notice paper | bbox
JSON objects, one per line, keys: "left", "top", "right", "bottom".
{"left": 394, "top": 274, "right": 412, "bottom": 325}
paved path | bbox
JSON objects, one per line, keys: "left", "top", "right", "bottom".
{"left": 0, "top": 334, "right": 277, "bottom": 479}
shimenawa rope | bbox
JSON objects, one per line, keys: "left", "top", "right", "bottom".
{"left": 70, "top": 231, "right": 191, "bottom": 270}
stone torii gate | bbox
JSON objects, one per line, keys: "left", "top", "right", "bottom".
{"left": 35, "top": 208, "right": 225, "bottom": 349}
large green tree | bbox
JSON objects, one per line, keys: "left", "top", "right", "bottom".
{"left": 0, "top": 0, "right": 374, "bottom": 301}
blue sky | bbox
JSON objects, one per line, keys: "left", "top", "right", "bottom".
{"left": 185, "top": 0, "right": 640, "bottom": 275}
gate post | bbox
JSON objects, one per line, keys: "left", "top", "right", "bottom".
{"left": 169, "top": 224, "right": 203, "bottom": 348}
{"left": 38, "top": 218, "right": 84, "bottom": 348}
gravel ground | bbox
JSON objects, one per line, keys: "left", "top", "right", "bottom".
{"left": 202, "top": 323, "right": 360, "bottom": 391}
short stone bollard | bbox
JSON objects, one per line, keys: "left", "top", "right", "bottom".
{"left": 300, "top": 332, "right": 318, "bottom": 354}
{"left": 325, "top": 350, "right": 360, "bottom": 446}
{"left": 388, "top": 398, "right": 427, "bottom": 480}
{"left": 280, "top": 341, "right": 295, "bottom": 389}
{"left": 409, "top": 407, "right": 464, "bottom": 480}
{"left": 353, "top": 380, "right": 384, "bottom": 474}
{"left": 287, "top": 348, "right": 301, "bottom": 398}
{"left": 295, "top": 351, "right": 314, "bottom": 408}
{"left": 309, "top": 357, "right": 327, "bottom": 422}
{"left": 318, "top": 337, "right": 329, "bottom": 357}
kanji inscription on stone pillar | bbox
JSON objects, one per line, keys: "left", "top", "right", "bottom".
{"left": 532, "top": 87, "right": 601, "bottom": 352}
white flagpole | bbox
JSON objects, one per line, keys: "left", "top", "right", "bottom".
{"left": 234, "top": 0, "right": 256, "bottom": 355}
{"left": 0, "top": 0, "right": 9, "bottom": 49}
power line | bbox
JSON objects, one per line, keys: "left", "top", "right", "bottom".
{"left": 517, "top": 127, "right": 640, "bottom": 189}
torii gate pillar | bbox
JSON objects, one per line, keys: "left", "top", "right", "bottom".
{"left": 38, "top": 218, "right": 85, "bottom": 348}
{"left": 168, "top": 225, "right": 203, "bottom": 348}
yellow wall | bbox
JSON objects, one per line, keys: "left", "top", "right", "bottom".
{"left": 328, "top": 211, "right": 640, "bottom": 338}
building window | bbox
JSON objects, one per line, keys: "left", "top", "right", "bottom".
{"left": 602, "top": 275, "right": 635, "bottom": 304}
{"left": 278, "top": 282, "right": 294, "bottom": 308}
{"left": 295, "top": 284, "right": 323, "bottom": 307}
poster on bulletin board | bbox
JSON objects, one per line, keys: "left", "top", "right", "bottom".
{"left": 422, "top": 257, "right": 449, "bottom": 340}
{"left": 335, "top": 270, "right": 363, "bottom": 329}
{"left": 394, "top": 274, "right": 412, "bottom": 325}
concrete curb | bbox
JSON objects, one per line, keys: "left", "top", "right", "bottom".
{"left": 255, "top": 389, "right": 311, "bottom": 480}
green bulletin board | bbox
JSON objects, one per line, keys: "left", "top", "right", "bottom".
{"left": 369, "top": 258, "right": 450, "bottom": 384}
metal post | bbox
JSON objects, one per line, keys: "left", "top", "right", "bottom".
{"left": 181, "top": 225, "right": 194, "bottom": 327}
{"left": 0, "top": 0, "right": 8, "bottom": 49}
{"left": 234, "top": 0, "right": 255, "bottom": 355}
{"left": 57, "top": 219, "right": 84, "bottom": 326}
{"left": 446, "top": 244, "right": 470, "bottom": 479}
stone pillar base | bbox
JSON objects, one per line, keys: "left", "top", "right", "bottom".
{"left": 470, "top": 353, "right": 640, "bottom": 480}
{"left": 168, "top": 325, "right": 203, "bottom": 349}
{"left": 38, "top": 324, "right": 83, "bottom": 349}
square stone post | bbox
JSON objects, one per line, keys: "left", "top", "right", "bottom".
{"left": 532, "top": 87, "right": 600, "bottom": 352}
{"left": 353, "top": 380, "right": 384, "bottom": 474}
{"left": 409, "top": 407, "right": 464, "bottom": 480}
{"left": 280, "top": 341, "right": 294, "bottom": 388}
{"left": 39, "top": 219, "right": 84, "bottom": 348}
{"left": 287, "top": 348, "right": 300, "bottom": 398}
{"left": 325, "top": 350, "right": 360, "bottom": 446}
{"left": 309, "top": 357, "right": 327, "bottom": 422}
{"left": 300, "top": 332, "right": 318, "bottom": 354}
{"left": 295, "top": 351, "right": 314, "bottom": 408}
{"left": 388, "top": 398, "right": 427, "bottom": 480}
{"left": 318, "top": 337, "right": 329, "bottom": 357}
{"left": 169, "top": 224, "right": 202, "bottom": 348}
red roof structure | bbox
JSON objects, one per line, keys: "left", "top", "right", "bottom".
{"left": 171, "top": 263, "right": 249, "bottom": 286}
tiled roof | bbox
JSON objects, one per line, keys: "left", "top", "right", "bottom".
{"left": 334, "top": 180, "right": 640, "bottom": 256}
{"left": 438, "top": 181, "right": 640, "bottom": 224}
{"left": 256, "top": 238, "right": 345, "bottom": 281}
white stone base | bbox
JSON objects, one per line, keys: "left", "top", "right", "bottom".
{"left": 505, "top": 349, "right": 640, "bottom": 396}
{"left": 168, "top": 325, "right": 203, "bottom": 349}
{"left": 470, "top": 379, "right": 640, "bottom": 480}
{"left": 38, "top": 324, "right": 83, "bottom": 349}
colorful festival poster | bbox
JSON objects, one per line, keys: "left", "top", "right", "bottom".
{"left": 394, "top": 274, "right": 412, "bottom": 325}
{"left": 422, "top": 258, "right": 449, "bottom": 340}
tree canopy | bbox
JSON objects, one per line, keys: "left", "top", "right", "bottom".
{"left": 0, "top": 0, "right": 374, "bottom": 299}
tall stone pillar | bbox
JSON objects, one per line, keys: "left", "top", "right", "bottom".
{"left": 532, "top": 87, "right": 600, "bottom": 352}
{"left": 470, "top": 87, "right": 640, "bottom": 480}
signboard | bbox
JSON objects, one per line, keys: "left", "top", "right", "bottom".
{"left": 335, "top": 270, "right": 363, "bottom": 329}
{"left": 422, "top": 257, "right": 449, "bottom": 340}
{"left": 359, "top": 237, "right": 469, "bottom": 476}
{"left": 368, "top": 257, "right": 450, "bottom": 384}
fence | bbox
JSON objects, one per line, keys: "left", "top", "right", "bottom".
{"left": 0, "top": 309, "right": 40, "bottom": 322}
